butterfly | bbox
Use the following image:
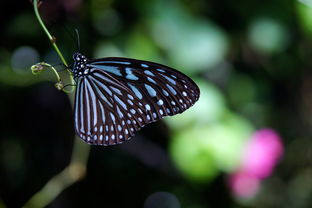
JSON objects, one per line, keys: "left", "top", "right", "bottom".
{"left": 71, "top": 52, "right": 200, "bottom": 145}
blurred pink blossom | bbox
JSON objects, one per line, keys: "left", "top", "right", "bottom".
{"left": 229, "top": 171, "right": 260, "bottom": 198}
{"left": 229, "top": 128, "right": 284, "bottom": 198}
{"left": 242, "top": 129, "right": 284, "bottom": 178}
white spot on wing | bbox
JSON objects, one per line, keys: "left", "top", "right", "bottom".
{"left": 147, "top": 77, "right": 157, "bottom": 84}
{"left": 98, "top": 102, "right": 106, "bottom": 123}
{"left": 114, "top": 95, "right": 127, "bottom": 110}
{"left": 110, "top": 112, "right": 116, "bottom": 124}
{"left": 128, "top": 83, "right": 142, "bottom": 99}
{"left": 157, "top": 68, "right": 165, "bottom": 73}
{"left": 144, "top": 70, "right": 154, "bottom": 76}
{"left": 159, "top": 109, "right": 163, "bottom": 115}
{"left": 145, "top": 84, "right": 157, "bottom": 97}
{"left": 90, "top": 65, "right": 122, "bottom": 76}
{"left": 166, "top": 84, "right": 177, "bottom": 95}
{"left": 89, "top": 77, "right": 113, "bottom": 107}
{"left": 127, "top": 99, "right": 133, "bottom": 105}
{"left": 110, "top": 86, "right": 122, "bottom": 95}
{"left": 162, "top": 89, "right": 169, "bottom": 96}
{"left": 125, "top": 67, "right": 139, "bottom": 80}
{"left": 116, "top": 105, "right": 124, "bottom": 118}
{"left": 157, "top": 99, "right": 164, "bottom": 105}
{"left": 145, "top": 104, "right": 151, "bottom": 110}
{"left": 128, "top": 94, "right": 134, "bottom": 100}
{"left": 161, "top": 74, "right": 176, "bottom": 85}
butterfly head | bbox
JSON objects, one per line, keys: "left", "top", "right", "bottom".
{"left": 72, "top": 52, "right": 88, "bottom": 78}
{"left": 73, "top": 52, "right": 87, "bottom": 63}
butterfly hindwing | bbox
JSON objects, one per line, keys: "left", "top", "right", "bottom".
{"left": 73, "top": 55, "right": 200, "bottom": 145}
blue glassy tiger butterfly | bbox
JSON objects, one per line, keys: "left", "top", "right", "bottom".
{"left": 71, "top": 52, "right": 200, "bottom": 145}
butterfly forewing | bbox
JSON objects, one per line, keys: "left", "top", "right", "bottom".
{"left": 73, "top": 54, "right": 200, "bottom": 145}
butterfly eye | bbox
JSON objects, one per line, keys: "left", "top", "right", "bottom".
{"left": 73, "top": 55, "right": 200, "bottom": 145}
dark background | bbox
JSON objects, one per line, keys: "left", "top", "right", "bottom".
{"left": 1, "top": 0, "right": 312, "bottom": 207}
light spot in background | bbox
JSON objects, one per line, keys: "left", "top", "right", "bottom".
{"left": 248, "top": 17, "right": 289, "bottom": 54}
{"left": 148, "top": 1, "right": 228, "bottom": 72}
{"left": 93, "top": 9, "right": 122, "bottom": 36}
{"left": 228, "top": 129, "right": 284, "bottom": 198}
{"left": 11, "top": 46, "right": 39, "bottom": 73}
{"left": 298, "top": 0, "right": 312, "bottom": 7}
{"left": 297, "top": 1, "right": 312, "bottom": 35}
{"left": 169, "top": 113, "right": 253, "bottom": 182}
{"left": 94, "top": 42, "right": 124, "bottom": 58}
{"left": 144, "top": 192, "right": 181, "bottom": 208}
{"left": 170, "top": 126, "right": 218, "bottom": 182}
{"left": 124, "top": 29, "right": 164, "bottom": 61}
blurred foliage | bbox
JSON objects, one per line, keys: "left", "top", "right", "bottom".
{"left": 1, "top": 0, "right": 312, "bottom": 207}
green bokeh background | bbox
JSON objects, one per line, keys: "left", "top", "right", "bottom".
{"left": 1, "top": 0, "right": 312, "bottom": 207}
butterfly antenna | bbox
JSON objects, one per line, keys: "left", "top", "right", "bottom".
{"left": 75, "top": 28, "right": 81, "bottom": 53}
{"left": 58, "top": 23, "right": 82, "bottom": 58}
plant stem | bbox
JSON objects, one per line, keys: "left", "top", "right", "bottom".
{"left": 33, "top": 0, "right": 75, "bottom": 88}
{"left": 33, "top": 0, "right": 67, "bottom": 66}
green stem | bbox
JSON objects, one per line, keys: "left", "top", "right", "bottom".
{"left": 50, "top": 65, "right": 61, "bottom": 82}
{"left": 33, "top": 0, "right": 75, "bottom": 89}
{"left": 33, "top": 0, "right": 67, "bottom": 66}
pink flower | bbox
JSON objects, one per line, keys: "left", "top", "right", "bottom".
{"left": 229, "top": 129, "right": 283, "bottom": 198}
{"left": 241, "top": 129, "right": 283, "bottom": 179}
{"left": 229, "top": 172, "right": 260, "bottom": 198}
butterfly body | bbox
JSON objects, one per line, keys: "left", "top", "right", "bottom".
{"left": 72, "top": 52, "right": 200, "bottom": 146}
